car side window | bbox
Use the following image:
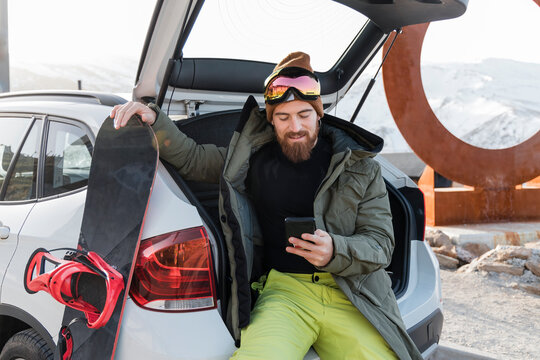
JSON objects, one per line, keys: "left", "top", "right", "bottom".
{"left": 4, "top": 120, "right": 43, "bottom": 201}
{"left": 0, "top": 117, "right": 33, "bottom": 194}
{"left": 43, "top": 121, "right": 93, "bottom": 197}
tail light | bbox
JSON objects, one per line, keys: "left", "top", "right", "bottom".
{"left": 130, "top": 226, "right": 217, "bottom": 312}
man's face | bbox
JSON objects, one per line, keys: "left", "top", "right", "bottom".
{"left": 271, "top": 100, "right": 320, "bottom": 163}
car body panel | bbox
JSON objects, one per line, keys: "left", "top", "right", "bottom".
{"left": 116, "top": 301, "right": 236, "bottom": 360}
{"left": 2, "top": 190, "right": 86, "bottom": 334}
{"left": 134, "top": 0, "right": 195, "bottom": 101}
{"left": 141, "top": 164, "right": 203, "bottom": 240}
{"left": 376, "top": 154, "right": 418, "bottom": 189}
{"left": 342, "top": 0, "right": 468, "bottom": 33}
{"left": 0, "top": 202, "right": 35, "bottom": 299}
{"left": 399, "top": 241, "right": 442, "bottom": 328}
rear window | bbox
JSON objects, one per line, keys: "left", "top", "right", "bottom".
{"left": 183, "top": 0, "right": 368, "bottom": 72}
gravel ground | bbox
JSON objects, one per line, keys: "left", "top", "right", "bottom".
{"left": 440, "top": 269, "right": 540, "bottom": 360}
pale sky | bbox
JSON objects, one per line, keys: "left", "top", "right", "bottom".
{"left": 423, "top": 0, "right": 540, "bottom": 64}
{"left": 7, "top": 0, "right": 540, "bottom": 66}
{"left": 7, "top": 0, "right": 155, "bottom": 64}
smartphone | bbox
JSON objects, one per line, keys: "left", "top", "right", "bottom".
{"left": 284, "top": 217, "right": 316, "bottom": 247}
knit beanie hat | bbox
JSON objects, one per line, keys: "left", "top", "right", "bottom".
{"left": 265, "top": 52, "right": 324, "bottom": 121}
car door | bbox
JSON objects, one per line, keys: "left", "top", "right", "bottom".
{"left": 2, "top": 116, "right": 94, "bottom": 333}
{"left": 0, "top": 116, "right": 41, "bottom": 300}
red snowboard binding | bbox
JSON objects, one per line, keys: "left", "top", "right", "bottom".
{"left": 24, "top": 248, "right": 124, "bottom": 359}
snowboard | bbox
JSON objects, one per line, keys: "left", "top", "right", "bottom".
{"left": 55, "top": 115, "right": 158, "bottom": 360}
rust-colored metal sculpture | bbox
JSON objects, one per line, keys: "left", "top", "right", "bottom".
{"left": 382, "top": 13, "right": 540, "bottom": 225}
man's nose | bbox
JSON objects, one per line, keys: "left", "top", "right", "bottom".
{"left": 289, "top": 117, "right": 303, "bottom": 132}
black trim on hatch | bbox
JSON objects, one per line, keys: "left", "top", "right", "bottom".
{"left": 166, "top": 22, "right": 386, "bottom": 98}
{"left": 339, "top": 0, "right": 467, "bottom": 33}
{"left": 407, "top": 308, "right": 444, "bottom": 354}
{"left": 398, "top": 186, "right": 425, "bottom": 242}
{"left": 384, "top": 180, "right": 412, "bottom": 298}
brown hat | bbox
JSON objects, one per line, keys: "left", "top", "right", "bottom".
{"left": 265, "top": 51, "right": 324, "bottom": 121}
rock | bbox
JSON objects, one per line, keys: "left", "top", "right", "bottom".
{"left": 495, "top": 246, "right": 532, "bottom": 261}
{"left": 525, "top": 259, "right": 540, "bottom": 277}
{"left": 456, "top": 263, "right": 474, "bottom": 273}
{"left": 518, "top": 283, "right": 540, "bottom": 296}
{"left": 425, "top": 229, "right": 453, "bottom": 248}
{"left": 435, "top": 252, "right": 459, "bottom": 269}
{"left": 477, "top": 262, "right": 524, "bottom": 276}
{"left": 521, "top": 270, "right": 539, "bottom": 283}
{"left": 432, "top": 245, "right": 457, "bottom": 259}
{"left": 506, "top": 258, "right": 527, "bottom": 267}
{"left": 456, "top": 246, "right": 476, "bottom": 264}
{"left": 476, "top": 248, "right": 498, "bottom": 262}
{"left": 461, "top": 242, "right": 491, "bottom": 258}
{"left": 525, "top": 241, "right": 540, "bottom": 250}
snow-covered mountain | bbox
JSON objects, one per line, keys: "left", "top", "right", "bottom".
{"left": 336, "top": 58, "right": 540, "bottom": 152}
{"left": 10, "top": 57, "right": 138, "bottom": 94}
{"left": 9, "top": 57, "right": 540, "bottom": 153}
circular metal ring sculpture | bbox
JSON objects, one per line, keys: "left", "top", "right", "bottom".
{"left": 382, "top": 13, "right": 540, "bottom": 188}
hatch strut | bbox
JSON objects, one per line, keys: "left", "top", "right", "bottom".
{"left": 350, "top": 29, "right": 401, "bottom": 123}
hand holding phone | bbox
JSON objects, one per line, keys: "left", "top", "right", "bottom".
{"left": 284, "top": 217, "right": 316, "bottom": 247}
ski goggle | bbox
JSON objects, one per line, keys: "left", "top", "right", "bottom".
{"left": 263, "top": 67, "right": 321, "bottom": 105}
{"left": 24, "top": 248, "right": 124, "bottom": 329}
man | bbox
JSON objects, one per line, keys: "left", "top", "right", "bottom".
{"left": 111, "top": 52, "right": 422, "bottom": 360}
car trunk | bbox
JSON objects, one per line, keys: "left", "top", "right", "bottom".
{"left": 134, "top": 0, "right": 465, "bottom": 327}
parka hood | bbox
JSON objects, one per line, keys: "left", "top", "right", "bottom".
{"left": 320, "top": 114, "right": 384, "bottom": 157}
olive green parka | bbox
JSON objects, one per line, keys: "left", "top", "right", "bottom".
{"left": 149, "top": 96, "right": 422, "bottom": 360}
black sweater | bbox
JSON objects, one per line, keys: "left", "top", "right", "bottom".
{"left": 246, "top": 136, "right": 332, "bottom": 273}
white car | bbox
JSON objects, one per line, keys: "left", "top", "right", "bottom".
{"left": 0, "top": 1, "right": 467, "bottom": 359}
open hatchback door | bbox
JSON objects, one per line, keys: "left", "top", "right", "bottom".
{"left": 133, "top": 0, "right": 467, "bottom": 117}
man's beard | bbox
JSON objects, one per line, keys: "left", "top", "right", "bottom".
{"left": 276, "top": 123, "right": 319, "bottom": 163}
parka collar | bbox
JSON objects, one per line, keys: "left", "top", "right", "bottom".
{"left": 239, "top": 96, "right": 384, "bottom": 159}
{"left": 320, "top": 113, "right": 384, "bottom": 158}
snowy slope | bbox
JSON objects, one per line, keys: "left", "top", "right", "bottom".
{"left": 336, "top": 58, "right": 540, "bottom": 152}
{"left": 10, "top": 57, "right": 138, "bottom": 94}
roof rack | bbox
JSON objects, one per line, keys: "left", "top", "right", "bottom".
{"left": 0, "top": 90, "right": 128, "bottom": 107}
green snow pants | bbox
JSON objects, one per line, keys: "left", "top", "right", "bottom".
{"left": 230, "top": 269, "right": 397, "bottom": 360}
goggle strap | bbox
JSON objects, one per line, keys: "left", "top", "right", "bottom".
{"left": 264, "top": 66, "right": 318, "bottom": 88}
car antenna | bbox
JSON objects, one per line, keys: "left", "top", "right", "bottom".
{"left": 350, "top": 28, "right": 401, "bottom": 123}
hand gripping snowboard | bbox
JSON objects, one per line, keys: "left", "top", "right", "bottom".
{"left": 28, "top": 115, "right": 158, "bottom": 360}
